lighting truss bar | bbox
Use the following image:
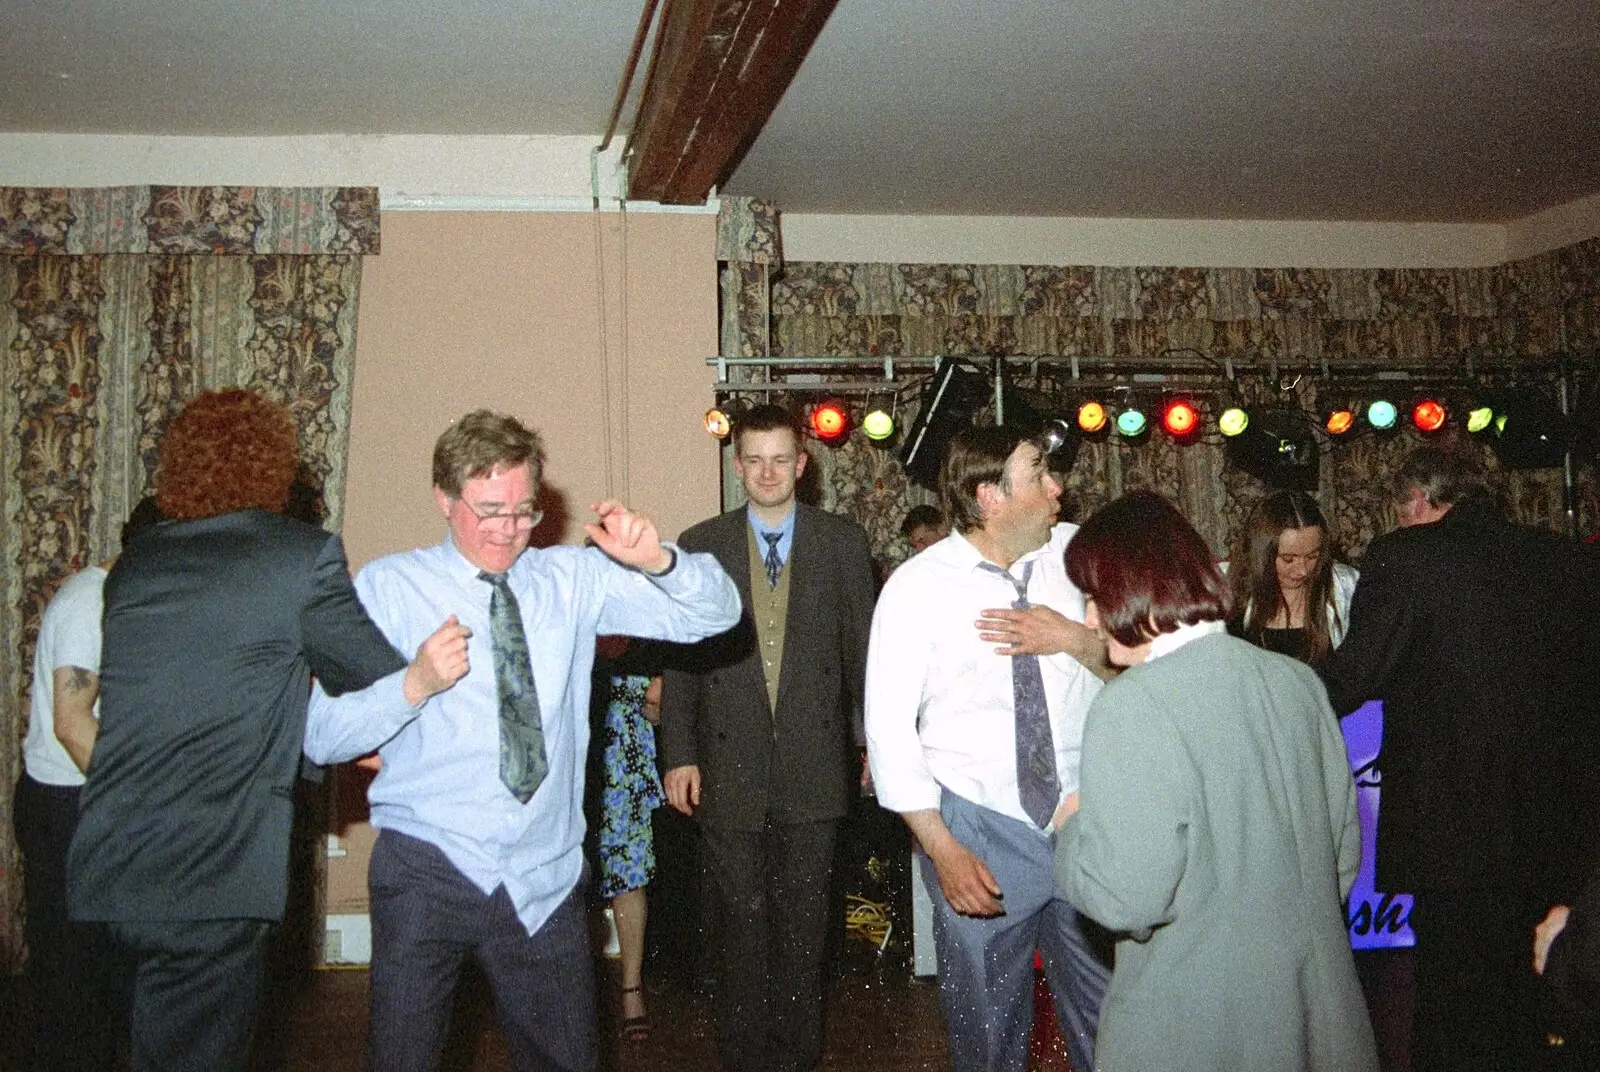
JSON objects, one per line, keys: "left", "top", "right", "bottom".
{"left": 708, "top": 352, "right": 1595, "bottom": 383}
{"left": 714, "top": 379, "right": 934, "bottom": 394}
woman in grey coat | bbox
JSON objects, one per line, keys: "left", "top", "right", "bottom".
{"left": 1054, "top": 491, "right": 1378, "bottom": 1072}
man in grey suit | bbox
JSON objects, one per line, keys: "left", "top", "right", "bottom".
{"left": 660, "top": 403, "right": 877, "bottom": 1072}
{"left": 67, "top": 390, "right": 464, "bottom": 1072}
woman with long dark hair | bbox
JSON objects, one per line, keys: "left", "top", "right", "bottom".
{"left": 1054, "top": 491, "right": 1377, "bottom": 1071}
{"left": 1229, "top": 490, "right": 1357, "bottom": 667}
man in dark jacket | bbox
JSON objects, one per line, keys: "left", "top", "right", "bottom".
{"left": 1321, "top": 445, "right": 1600, "bottom": 1072}
{"left": 68, "top": 390, "right": 460, "bottom": 1072}
{"left": 660, "top": 404, "right": 876, "bottom": 1072}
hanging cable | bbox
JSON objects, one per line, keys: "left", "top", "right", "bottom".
{"left": 590, "top": 149, "right": 616, "bottom": 499}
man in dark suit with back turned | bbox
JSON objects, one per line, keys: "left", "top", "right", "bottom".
{"left": 1321, "top": 445, "right": 1600, "bottom": 1072}
{"left": 660, "top": 403, "right": 877, "bottom": 1072}
{"left": 67, "top": 389, "right": 465, "bottom": 1071}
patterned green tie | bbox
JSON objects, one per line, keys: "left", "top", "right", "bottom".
{"left": 480, "top": 571, "right": 547, "bottom": 803}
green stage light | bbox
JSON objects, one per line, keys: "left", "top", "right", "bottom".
{"left": 1116, "top": 408, "right": 1148, "bottom": 437}
{"left": 1218, "top": 407, "right": 1250, "bottom": 437}
{"left": 862, "top": 409, "right": 895, "bottom": 440}
{"left": 1367, "top": 400, "right": 1398, "bottom": 431}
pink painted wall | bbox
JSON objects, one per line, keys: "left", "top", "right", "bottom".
{"left": 327, "top": 210, "right": 720, "bottom": 914}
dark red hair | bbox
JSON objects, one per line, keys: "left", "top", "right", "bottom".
{"left": 156, "top": 389, "right": 299, "bottom": 521}
{"left": 1065, "top": 490, "right": 1231, "bottom": 647}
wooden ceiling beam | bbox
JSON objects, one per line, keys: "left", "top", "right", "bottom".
{"left": 626, "top": 0, "right": 840, "bottom": 204}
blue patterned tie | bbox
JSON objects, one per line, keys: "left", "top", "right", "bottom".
{"left": 762, "top": 531, "right": 784, "bottom": 589}
{"left": 480, "top": 571, "right": 547, "bottom": 803}
{"left": 979, "top": 560, "right": 1060, "bottom": 828}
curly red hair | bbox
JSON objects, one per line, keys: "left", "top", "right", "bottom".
{"left": 156, "top": 389, "right": 300, "bottom": 521}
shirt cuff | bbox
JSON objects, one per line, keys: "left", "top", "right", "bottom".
{"left": 872, "top": 774, "right": 943, "bottom": 815}
{"left": 647, "top": 545, "right": 678, "bottom": 577}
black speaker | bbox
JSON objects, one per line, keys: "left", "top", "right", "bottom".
{"left": 1225, "top": 408, "right": 1320, "bottom": 490}
{"left": 898, "top": 362, "right": 988, "bottom": 488}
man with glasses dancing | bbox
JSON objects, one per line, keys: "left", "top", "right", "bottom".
{"left": 305, "top": 410, "right": 740, "bottom": 1071}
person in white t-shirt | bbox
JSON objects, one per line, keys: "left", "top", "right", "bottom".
{"left": 14, "top": 497, "right": 161, "bottom": 1072}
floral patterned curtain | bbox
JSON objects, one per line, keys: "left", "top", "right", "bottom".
{"left": 0, "top": 185, "right": 380, "bottom": 970}
{"left": 714, "top": 197, "right": 784, "bottom": 507}
{"left": 740, "top": 238, "right": 1599, "bottom": 576}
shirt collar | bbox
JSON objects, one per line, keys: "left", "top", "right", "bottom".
{"left": 440, "top": 532, "right": 528, "bottom": 583}
{"left": 948, "top": 527, "right": 1052, "bottom": 578}
{"left": 1146, "top": 618, "right": 1227, "bottom": 662}
{"left": 746, "top": 504, "right": 796, "bottom": 542}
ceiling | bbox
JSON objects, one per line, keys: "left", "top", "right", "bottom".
{"left": 3, "top": 0, "right": 1598, "bottom": 223}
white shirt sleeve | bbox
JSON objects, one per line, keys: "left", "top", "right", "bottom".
{"left": 864, "top": 570, "right": 942, "bottom": 814}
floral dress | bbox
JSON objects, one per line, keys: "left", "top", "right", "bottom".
{"left": 596, "top": 673, "right": 667, "bottom": 898}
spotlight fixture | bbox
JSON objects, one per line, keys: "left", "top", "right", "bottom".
{"left": 704, "top": 407, "right": 732, "bottom": 439}
{"left": 1000, "top": 386, "right": 1084, "bottom": 470}
{"left": 1076, "top": 400, "right": 1109, "bottom": 435}
{"left": 1465, "top": 402, "right": 1496, "bottom": 434}
{"left": 1411, "top": 398, "right": 1448, "bottom": 434}
{"left": 1218, "top": 406, "right": 1250, "bottom": 437}
{"left": 1161, "top": 398, "right": 1200, "bottom": 439}
{"left": 1115, "top": 406, "right": 1148, "bottom": 437}
{"left": 1037, "top": 418, "right": 1075, "bottom": 458}
{"left": 1324, "top": 408, "right": 1356, "bottom": 437}
{"left": 1366, "top": 399, "right": 1399, "bottom": 431}
{"left": 811, "top": 400, "right": 849, "bottom": 444}
{"left": 862, "top": 408, "right": 895, "bottom": 441}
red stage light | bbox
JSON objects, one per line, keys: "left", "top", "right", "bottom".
{"left": 811, "top": 401, "right": 849, "bottom": 442}
{"left": 1412, "top": 399, "right": 1447, "bottom": 434}
{"left": 1162, "top": 399, "right": 1199, "bottom": 438}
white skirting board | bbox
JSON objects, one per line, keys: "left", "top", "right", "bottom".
{"left": 324, "top": 914, "right": 372, "bottom": 965}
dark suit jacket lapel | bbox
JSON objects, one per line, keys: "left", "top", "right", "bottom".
{"left": 719, "top": 508, "right": 754, "bottom": 608}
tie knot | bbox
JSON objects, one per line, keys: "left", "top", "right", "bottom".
{"left": 979, "top": 560, "right": 1033, "bottom": 606}
{"left": 479, "top": 570, "right": 509, "bottom": 590}
{"left": 763, "top": 532, "right": 782, "bottom": 549}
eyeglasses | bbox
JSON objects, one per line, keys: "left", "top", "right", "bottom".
{"left": 457, "top": 498, "right": 543, "bottom": 529}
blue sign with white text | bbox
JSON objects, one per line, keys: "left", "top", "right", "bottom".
{"left": 1340, "top": 700, "right": 1414, "bottom": 949}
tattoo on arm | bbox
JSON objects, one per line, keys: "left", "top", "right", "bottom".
{"left": 64, "top": 666, "right": 97, "bottom": 693}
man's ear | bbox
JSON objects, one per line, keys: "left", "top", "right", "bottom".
{"left": 1409, "top": 485, "right": 1429, "bottom": 517}
{"left": 793, "top": 449, "right": 808, "bottom": 479}
{"left": 434, "top": 486, "right": 453, "bottom": 519}
{"left": 974, "top": 481, "right": 1002, "bottom": 519}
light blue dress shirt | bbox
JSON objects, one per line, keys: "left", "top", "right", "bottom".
{"left": 747, "top": 503, "right": 795, "bottom": 566}
{"left": 305, "top": 535, "right": 739, "bottom": 935}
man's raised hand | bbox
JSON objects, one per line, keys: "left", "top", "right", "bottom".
{"left": 403, "top": 615, "right": 472, "bottom": 706}
{"left": 584, "top": 500, "right": 673, "bottom": 574}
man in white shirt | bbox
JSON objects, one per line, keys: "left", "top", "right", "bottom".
{"left": 865, "top": 423, "right": 1113, "bottom": 1072}
{"left": 15, "top": 497, "right": 161, "bottom": 1071}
